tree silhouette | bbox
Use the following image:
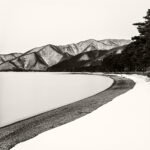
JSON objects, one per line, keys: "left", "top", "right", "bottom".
{"left": 101, "top": 9, "right": 150, "bottom": 72}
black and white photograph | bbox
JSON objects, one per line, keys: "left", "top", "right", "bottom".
{"left": 0, "top": 0, "right": 150, "bottom": 149}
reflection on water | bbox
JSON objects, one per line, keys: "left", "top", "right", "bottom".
{"left": 0, "top": 72, "right": 113, "bottom": 127}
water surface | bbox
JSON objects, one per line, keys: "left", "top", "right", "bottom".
{"left": 0, "top": 72, "right": 113, "bottom": 127}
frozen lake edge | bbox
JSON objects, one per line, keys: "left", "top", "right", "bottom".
{"left": 0, "top": 73, "right": 135, "bottom": 150}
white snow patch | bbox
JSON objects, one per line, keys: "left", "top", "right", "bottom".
{"left": 116, "top": 49, "right": 123, "bottom": 54}
{"left": 78, "top": 54, "right": 90, "bottom": 61}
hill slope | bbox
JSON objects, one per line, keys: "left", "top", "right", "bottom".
{"left": 48, "top": 45, "right": 127, "bottom": 72}
{"left": 0, "top": 39, "right": 130, "bottom": 71}
{"left": 0, "top": 53, "right": 22, "bottom": 65}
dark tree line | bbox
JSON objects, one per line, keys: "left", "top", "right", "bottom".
{"left": 102, "top": 9, "right": 150, "bottom": 72}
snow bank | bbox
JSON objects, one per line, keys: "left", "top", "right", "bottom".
{"left": 12, "top": 75, "right": 150, "bottom": 150}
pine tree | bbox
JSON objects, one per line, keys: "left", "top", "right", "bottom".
{"left": 102, "top": 9, "right": 150, "bottom": 72}
{"left": 130, "top": 9, "right": 150, "bottom": 70}
{"left": 133, "top": 9, "right": 150, "bottom": 50}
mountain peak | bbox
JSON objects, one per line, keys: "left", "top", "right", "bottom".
{"left": 0, "top": 38, "right": 131, "bottom": 71}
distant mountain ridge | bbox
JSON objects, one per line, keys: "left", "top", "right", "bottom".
{"left": 59, "top": 39, "right": 130, "bottom": 55}
{"left": 0, "top": 53, "right": 22, "bottom": 65}
{"left": 48, "top": 45, "right": 127, "bottom": 72}
{"left": 0, "top": 39, "right": 130, "bottom": 71}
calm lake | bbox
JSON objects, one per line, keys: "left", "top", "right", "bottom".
{"left": 0, "top": 72, "right": 113, "bottom": 127}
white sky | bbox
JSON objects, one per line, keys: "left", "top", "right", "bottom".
{"left": 0, "top": 0, "right": 150, "bottom": 54}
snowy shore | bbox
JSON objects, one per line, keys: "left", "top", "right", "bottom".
{"left": 12, "top": 74, "right": 150, "bottom": 150}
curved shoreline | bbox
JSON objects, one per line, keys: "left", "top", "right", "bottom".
{"left": 0, "top": 73, "right": 113, "bottom": 128}
{"left": 0, "top": 74, "right": 135, "bottom": 150}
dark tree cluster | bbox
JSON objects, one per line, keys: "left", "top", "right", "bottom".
{"left": 102, "top": 9, "right": 150, "bottom": 72}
